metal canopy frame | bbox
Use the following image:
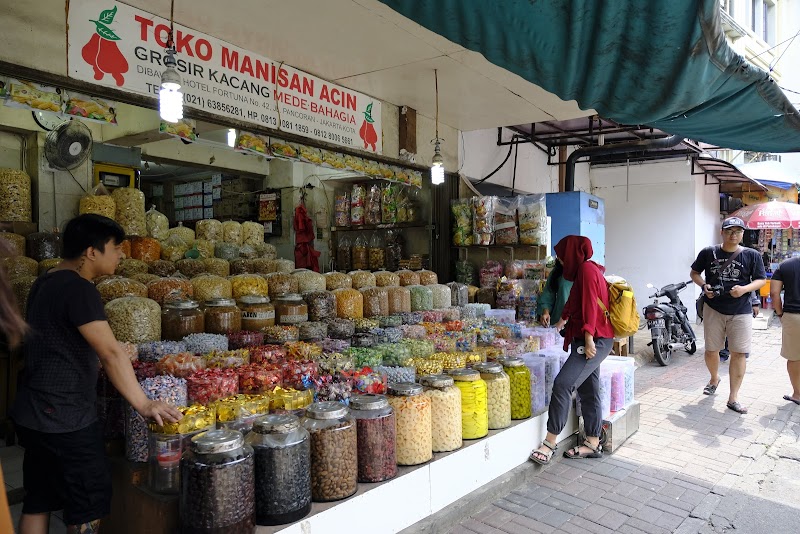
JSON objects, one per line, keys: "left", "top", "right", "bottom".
{"left": 692, "top": 157, "right": 767, "bottom": 192}
{"left": 500, "top": 116, "right": 704, "bottom": 166}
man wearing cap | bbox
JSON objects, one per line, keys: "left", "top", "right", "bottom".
{"left": 690, "top": 216, "right": 766, "bottom": 414}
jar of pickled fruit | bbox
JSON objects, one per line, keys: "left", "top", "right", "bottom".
{"left": 162, "top": 300, "right": 204, "bottom": 341}
{"left": 501, "top": 357, "right": 532, "bottom": 420}
{"left": 474, "top": 362, "right": 511, "bottom": 430}
{"left": 449, "top": 368, "right": 488, "bottom": 439}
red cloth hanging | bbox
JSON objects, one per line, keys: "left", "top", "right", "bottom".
{"left": 294, "top": 203, "right": 320, "bottom": 272}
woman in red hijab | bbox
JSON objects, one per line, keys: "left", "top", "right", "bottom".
{"left": 530, "top": 235, "right": 614, "bottom": 464}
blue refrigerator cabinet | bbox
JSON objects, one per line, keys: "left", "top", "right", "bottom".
{"left": 545, "top": 192, "right": 605, "bottom": 265}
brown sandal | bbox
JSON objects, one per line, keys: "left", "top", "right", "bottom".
{"left": 529, "top": 439, "right": 557, "bottom": 465}
{"left": 563, "top": 439, "right": 603, "bottom": 459}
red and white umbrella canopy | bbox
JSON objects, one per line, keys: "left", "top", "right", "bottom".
{"left": 730, "top": 201, "right": 800, "bottom": 230}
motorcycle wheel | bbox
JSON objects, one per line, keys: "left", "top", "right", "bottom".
{"left": 685, "top": 340, "right": 697, "bottom": 355}
{"left": 653, "top": 336, "right": 671, "bottom": 366}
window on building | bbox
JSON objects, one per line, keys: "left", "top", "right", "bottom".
{"left": 751, "top": 0, "right": 758, "bottom": 31}
{"left": 763, "top": 0, "right": 776, "bottom": 45}
{"left": 721, "top": 0, "right": 735, "bottom": 17}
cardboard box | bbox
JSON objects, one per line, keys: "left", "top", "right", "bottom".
{"left": 212, "top": 186, "right": 222, "bottom": 200}
{"left": 204, "top": 194, "right": 213, "bottom": 207}
{"left": 204, "top": 207, "right": 214, "bottom": 219}
{"left": 203, "top": 181, "right": 212, "bottom": 194}
{"left": 211, "top": 174, "right": 222, "bottom": 186}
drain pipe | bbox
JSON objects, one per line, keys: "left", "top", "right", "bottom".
{"left": 564, "top": 134, "right": 683, "bottom": 191}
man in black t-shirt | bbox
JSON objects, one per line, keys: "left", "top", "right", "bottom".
{"left": 691, "top": 217, "right": 766, "bottom": 415}
{"left": 11, "top": 215, "right": 182, "bottom": 534}
{"left": 770, "top": 257, "right": 800, "bottom": 406}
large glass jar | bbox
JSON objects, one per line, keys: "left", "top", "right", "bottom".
{"left": 352, "top": 235, "right": 368, "bottom": 270}
{"left": 336, "top": 235, "right": 352, "bottom": 272}
{"left": 203, "top": 298, "right": 242, "bottom": 334}
{"left": 162, "top": 300, "right": 204, "bottom": 341}
{"left": 386, "top": 383, "right": 432, "bottom": 466}
{"left": 180, "top": 429, "right": 255, "bottom": 533}
{"left": 349, "top": 394, "right": 397, "bottom": 483}
{"left": 475, "top": 363, "right": 511, "bottom": 430}
{"left": 301, "top": 402, "right": 358, "bottom": 502}
{"left": 148, "top": 431, "right": 198, "bottom": 495}
{"left": 275, "top": 294, "right": 309, "bottom": 325}
{"left": 420, "top": 375, "right": 463, "bottom": 453}
{"left": 450, "top": 369, "right": 489, "bottom": 440}
{"left": 238, "top": 295, "right": 275, "bottom": 330}
{"left": 501, "top": 357, "right": 532, "bottom": 420}
{"left": 245, "top": 415, "right": 312, "bottom": 526}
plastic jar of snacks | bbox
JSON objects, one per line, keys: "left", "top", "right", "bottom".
{"left": 274, "top": 294, "right": 309, "bottom": 325}
{"left": 420, "top": 374, "right": 463, "bottom": 452}
{"left": 409, "top": 285, "right": 433, "bottom": 311}
{"left": 237, "top": 364, "right": 282, "bottom": 394}
{"left": 386, "top": 286, "right": 411, "bottom": 314}
{"left": 270, "top": 387, "right": 313, "bottom": 416}
{"left": 447, "top": 282, "right": 469, "bottom": 307}
{"left": 450, "top": 368, "right": 489, "bottom": 439}
{"left": 180, "top": 429, "right": 255, "bottom": 533}
{"left": 429, "top": 284, "right": 452, "bottom": 309}
{"left": 301, "top": 402, "right": 358, "bottom": 502}
{"left": 96, "top": 277, "right": 148, "bottom": 304}
{"left": 105, "top": 296, "right": 161, "bottom": 343}
{"left": 245, "top": 414, "right": 312, "bottom": 526}
{"left": 226, "top": 331, "right": 265, "bottom": 350}
{"left": 192, "top": 275, "right": 233, "bottom": 301}
{"left": 273, "top": 259, "right": 295, "bottom": 273}
{"left": 263, "top": 325, "right": 300, "bottom": 345}
{"left": 349, "top": 270, "right": 376, "bottom": 290}
{"left": 37, "top": 258, "right": 61, "bottom": 275}
{"left": 373, "top": 271, "right": 400, "bottom": 287}
{"left": 332, "top": 288, "right": 363, "bottom": 319}
{"left": 417, "top": 270, "right": 438, "bottom": 285}
{"left": 203, "top": 298, "right": 242, "bottom": 334}
{"left": 501, "top": 357, "right": 532, "bottom": 420}
{"left": 396, "top": 270, "right": 420, "bottom": 286}
{"left": 386, "top": 383, "right": 432, "bottom": 466}
{"left": 155, "top": 353, "right": 206, "bottom": 378}
{"left": 148, "top": 431, "right": 200, "bottom": 495}
{"left": 249, "top": 345, "right": 286, "bottom": 366}
{"left": 349, "top": 394, "right": 397, "bottom": 483}
{"left": 474, "top": 363, "right": 511, "bottom": 430}
{"left": 360, "top": 287, "right": 389, "bottom": 317}
{"left": 162, "top": 300, "right": 205, "bottom": 341}
{"left": 325, "top": 318, "right": 355, "bottom": 340}
{"left": 293, "top": 270, "right": 326, "bottom": 293}
{"left": 238, "top": 295, "right": 275, "bottom": 330}
{"left": 351, "top": 241, "right": 368, "bottom": 271}
{"left": 112, "top": 188, "right": 147, "bottom": 236}
{"left": 298, "top": 321, "right": 327, "bottom": 342}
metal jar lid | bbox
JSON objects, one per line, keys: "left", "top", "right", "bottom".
{"left": 501, "top": 357, "right": 526, "bottom": 368}
{"left": 253, "top": 414, "right": 300, "bottom": 434}
{"left": 474, "top": 362, "right": 503, "bottom": 374}
{"left": 350, "top": 394, "right": 390, "bottom": 411}
{"left": 163, "top": 299, "right": 199, "bottom": 310}
{"left": 419, "top": 374, "right": 455, "bottom": 388}
{"left": 387, "top": 382, "right": 424, "bottom": 396}
{"left": 205, "top": 298, "right": 237, "bottom": 307}
{"left": 191, "top": 428, "right": 244, "bottom": 454}
{"left": 238, "top": 295, "right": 270, "bottom": 305}
{"left": 305, "top": 401, "right": 349, "bottom": 420}
{"left": 448, "top": 368, "right": 481, "bottom": 382}
{"left": 275, "top": 293, "right": 304, "bottom": 303}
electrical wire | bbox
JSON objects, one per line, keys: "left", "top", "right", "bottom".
{"left": 769, "top": 27, "right": 800, "bottom": 72}
{"left": 66, "top": 168, "right": 87, "bottom": 193}
{"left": 510, "top": 138, "right": 519, "bottom": 196}
{"left": 474, "top": 138, "right": 515, "bottom": 184}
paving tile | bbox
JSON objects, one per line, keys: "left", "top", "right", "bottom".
{"left": 621, "top": 517, "right": 672, "bottom": 534}
{"left": 539, "top": 510, "right": 572, "bottom": 528}
{"left": 498, "top": 521, "right": 541, "bottom": 534}
{"left": 594, "top": 509, "right": 627, "bottom": 530}
{"left": 461, "top": 519, "right": 508, "bottom": 534}
{"left": 595, "top": 497, "right": 638, "bottom": 517}
{"left": 577, "top": 503, "right": 611, "bottom": 523}
{"left": 511, "top": 515, "right": 557, "bottom": 534}
{"left": 654, "top": 511, "right": 685, "bottom": 531}
{"left": 513, "top": 484, "right": 555, "bottom": 502}
{"left": 632, "top": 505, "right": 663, "bottom": 523}
{"left": 483, "top": 507, "right": 527, "bottom": 528}
{"left": 522, "top": 504, "right": 558, "bottom": 521}
{"left": 559, "top": 516, "right": 614, "bottom": 534}
{"left": 494, "top": 499, "right": 530, "bottom": 515}
{"left": 674, "top": 517, "right": 710, "bottom": 534}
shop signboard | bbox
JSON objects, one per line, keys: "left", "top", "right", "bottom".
{"left": 67, "top": 1, "right": 383, "bottom": 154}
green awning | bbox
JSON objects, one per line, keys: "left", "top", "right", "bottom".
{"left": 379, "top": 0, "right": 800, "bottom": 152}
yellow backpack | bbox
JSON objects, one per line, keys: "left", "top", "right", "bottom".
{"left": 597, "top": 275, "right": 640, "bottom": 339}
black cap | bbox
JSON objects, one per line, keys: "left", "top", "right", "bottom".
{"left": 722, "top": 217, "right": 746, "bottom": 230}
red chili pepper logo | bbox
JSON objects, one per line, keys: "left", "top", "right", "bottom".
{"left": 359, "top": 102, "right": 378, "bottom": 151}
{"left": 80, "top": 6, "right": 129, "bottom": 87}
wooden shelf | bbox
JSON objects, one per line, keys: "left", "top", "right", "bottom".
{"left": 453, "top": 244, "right": 547, "bottom": 249}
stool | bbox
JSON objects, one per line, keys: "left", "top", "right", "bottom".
{"left": 612, "top": 338, "right": 629, "bottom": 356}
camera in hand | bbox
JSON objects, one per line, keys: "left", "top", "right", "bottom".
{"left": 709, "top": 284, "right": 725, "bottom": 297}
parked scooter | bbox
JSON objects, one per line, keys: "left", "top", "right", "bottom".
{"left": 644, "top": 280, "right": 697, "bottom": 366}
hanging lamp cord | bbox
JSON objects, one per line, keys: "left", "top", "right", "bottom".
{"left": 434, "top": 69, "right": 439, "bottom": 140}
{"left": 167, "top": 0, "right": 175, "bottom": 47}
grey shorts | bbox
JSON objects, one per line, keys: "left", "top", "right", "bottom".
{"left": 703, "top": 304, "right": 752, "bottom": 354}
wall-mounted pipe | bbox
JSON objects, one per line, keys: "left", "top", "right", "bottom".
{"left": 564, "top": 134, "right": 683, "bottom": 191}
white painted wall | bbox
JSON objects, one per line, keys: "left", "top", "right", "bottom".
{"left": 592, "top": 160, "right": 719, "bottom": 321}
{"left": 459, "top": 127, "right": 591, "bottom": 194}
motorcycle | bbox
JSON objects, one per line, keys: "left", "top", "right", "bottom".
{"left": 644, "top": 280, "right": 697, "bottom": 366}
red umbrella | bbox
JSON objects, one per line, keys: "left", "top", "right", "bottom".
{"left": 729, "top": 201, "right": 800, "bottom": 230}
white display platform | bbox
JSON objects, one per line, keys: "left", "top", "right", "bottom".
{"left": 258, "top": 407, "right": 577, "bottom": 534}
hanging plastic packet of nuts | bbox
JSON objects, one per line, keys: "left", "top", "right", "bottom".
{"left": 112, "top": 188, "right": 147, "bottom": 237}
{"left": 145, "top": 205, "right": 170, "bottom": 240}
{"left": 517, "top": 194, "right": 548, "bottom": 245}
{"left": 472, "top": 196, "right": 495, "bottom": 246}
{"left": 493, "top": 197, "right": 519, "bottom": 245}
{"left": 451, "top": 199, "right": 473, "bottom": 246}
{"left": 79, "top": 184, "right": 115, "bottom": 220}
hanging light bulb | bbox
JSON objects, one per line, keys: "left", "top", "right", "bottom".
{"left": 431, "top": 139, "right": 445, "bottom": 185}
{"left": 159, "top": 2, "right": 183, "bottom": 123}
{"left": 430, "top": 69, "right": 445, "bottom": 185}
{"left": 227, "top": 128, "right": 237, "bottom": 147}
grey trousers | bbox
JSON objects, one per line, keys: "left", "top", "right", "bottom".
{"left": 546, "top": 337, "right": 613, "bottom": 438}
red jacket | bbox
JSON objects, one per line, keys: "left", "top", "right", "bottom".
{"left": 554, "top": 236, "right": 614, "bottom": 350}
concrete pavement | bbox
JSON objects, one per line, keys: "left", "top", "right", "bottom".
{"left": 446, "top": 323, "right": 800, "bottom": 534}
